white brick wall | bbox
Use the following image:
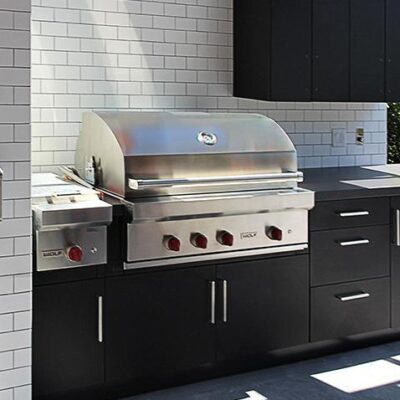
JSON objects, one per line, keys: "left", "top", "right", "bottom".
{"left": 31, "top": 0, "right": 387, "bottom": 170}
{"left": 0, "top": 0, "right": 31, "bottom": 399}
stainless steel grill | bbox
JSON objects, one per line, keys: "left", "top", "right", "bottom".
{"left": 75, "top": 111, "right": 315, "bottom": 269}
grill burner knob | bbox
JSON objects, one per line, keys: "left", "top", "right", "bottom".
{"left": 164, "top": 236, "right": 181, "bottom": 252}
{"left": 67, "top": 246, "right": 83, "bottom": 262}
{"left": 192, "top": 233, "right": 208, "bottom": 249}
{"left": 217, "top": 231, "right": 234, "bottom": 247}
{"left": 267, "top": 226, "right": 283, "bottom": 241}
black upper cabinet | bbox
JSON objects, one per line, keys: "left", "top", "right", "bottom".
{"left": 386, "top": 0, "right": 400, "bottom": 101}
{"left": 313, "top": 0, "right": 350, "bottom": 101}
{"left": 233, "top": 0, "right": 271, "bottom": 100}
{"left": 234, "top": 0, "right": 396, "bottom": 102}
{"left": 270, "top": 0, "right": 312, "bottom": 101}
{"left": 350, "top": 0, "right": 385, "bottom": 101}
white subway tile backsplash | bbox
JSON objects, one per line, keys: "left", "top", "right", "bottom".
{"left": 30, "top": 0, "right": 387, "bottom": 173}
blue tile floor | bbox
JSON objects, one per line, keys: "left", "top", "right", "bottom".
{"left": 128, "top": 341, "right": 400, "bottom": 400}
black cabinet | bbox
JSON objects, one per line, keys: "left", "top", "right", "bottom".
{"left": 350, "top": 0, "right": 385, "bottom": 101}
{"left": 234, "top": 0, "right": 397, "bottom": 102}
{"left": 105, "top": 267, "right": 216, "bottom": 386}
{"left": 391, "top": 198, "right": 400, "bottom": 327}
{"left": 313, "top": 0, "right": 350, "bottom": 101}
{"left": 33, "top": 279, "right": 104, "bottom": 399}
{"left": 233, "top": 0, "right": 271, "bottom": 100}
{"left": 386, "top": 0, "right": 400, "bottom": 101}
{"left": 311, "top": 278, "right": 390, "bottom": 342}
{"left": 311, "top": 225, "right": 390, "bottom": 286}
{"left": 105, "top": 255, "right": 309, "bottom": 392}
{"left": 216, "top": 255, "right": 309, "bottom": 361}
{"left": 270, "top": 0, "right": 312, "bottom": 101}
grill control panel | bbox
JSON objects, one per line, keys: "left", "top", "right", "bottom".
{"left": 127, "top": 209, "right": 308, "bottom": 265}
{"left": 164, "top": 226, "right": 284, "bottom": 252}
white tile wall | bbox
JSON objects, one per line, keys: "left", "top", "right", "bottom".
{"left": 31, "top": 0, "right": 387, "bottom": 170}
{"left": 0, "top": 1, "right": 31, "bottom": 399}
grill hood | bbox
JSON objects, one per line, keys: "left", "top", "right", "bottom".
{"left": 75, "top": 111, "right": 302, "bottom": 199}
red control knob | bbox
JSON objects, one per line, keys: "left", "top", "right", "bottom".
{"left": 192, "top": 233, "right": 208, "bottom": 249}
{"left": 164, "top": 236, "right": 181, "bottom": 252}
{"left": 217, "top": 231, "right": 234, "bottom": 247}
{"left": 267, "top": 226, "right": 283, "bottom": 241}
{"left": 67, "top": 246, "right": 83, "bottom": 262}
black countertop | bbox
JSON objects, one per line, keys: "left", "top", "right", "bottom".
{"left": 300, "top": 166, "right": 400, "bottom": 201}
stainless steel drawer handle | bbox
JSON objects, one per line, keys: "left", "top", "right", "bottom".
{"left": 98, "top": 296, "right": 103, "bottom": 343}
{"left": 338, "top": 211, "right": 370, "bottom": 218}
{"left": 396, "top": 210, "right": 400, "bottom": 247}
{"left": 222, "top": 280, "right": 228, "bottom": 323}
{"left": 336, "top": 292, "right": 370, "bottom": 302}
{"left": 338, "top": 239, "right": 370, "bottom": 247}
{"left": 210, "top": 281, "right": 216, "bottom": 325}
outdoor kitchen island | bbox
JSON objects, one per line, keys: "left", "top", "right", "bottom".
{"left": 32, "top": 114, "right": 400, "bottom": 400}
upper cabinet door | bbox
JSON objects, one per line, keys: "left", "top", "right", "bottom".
{"left": 270, "top": 0, "right": 312, "bottom": 101}
{"left": 386, "top": 0, "right": 400, "bottom": 101}
{"left": 313, "top": 0, "right": 350, "bottom": 101}
{"left": 350, "top": 0, "right": 385, "bottom": 101}
{"left": 233, "top": 0, "right": 271, "bottom": 100}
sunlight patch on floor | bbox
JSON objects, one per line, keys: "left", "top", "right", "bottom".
{"left": 311, "top": 360, "right": 400, "bottom": 393}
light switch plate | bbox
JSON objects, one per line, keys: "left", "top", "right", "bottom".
{"left": 332, "top": 129, "right": 346, "bottom": 147}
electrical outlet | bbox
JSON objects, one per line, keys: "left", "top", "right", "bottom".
{"left": 332, "top": 128, "right": 346, "bottom": 147}
{"left": 356, "top": 128, "right": 365, "bottom": 145}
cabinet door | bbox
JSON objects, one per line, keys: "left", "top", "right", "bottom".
{"left": 313, "top": 0, "right": 350, "bottom": 101}
{"left": 350, "top": 0, "right": 385, "bottom": 101}
{"left": 233, "top": 0, "right": 271, "bottom": 100}
{"left": 217, "top": 255, "right": 309, "bottom": 362}
{"left": 33, "top": 280, "right": 104, "bottom": 398}
{"left": 270, "top": 0, "right": 312, "bottom": 101}
{"left": 386, "top": 0, "right": 400, "bottom": 101}
{"left": 391, "top": 198, "right": 400, "bottom": 327}
{"left": 105, "top": 266, "right": 216, "bottom": 386}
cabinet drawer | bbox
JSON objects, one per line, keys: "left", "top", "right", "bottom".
{"left": 310, "top": 197, "right": 389, "bottom": 231}
{"left": 311, "top": 225, "right": 389, "bottom": 286}
{"left": 311, "top": 278, "right": 390, "bottom": 342}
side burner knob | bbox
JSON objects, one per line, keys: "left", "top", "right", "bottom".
{"left": 67, "top": 246, "right": 83, "bottom": 262}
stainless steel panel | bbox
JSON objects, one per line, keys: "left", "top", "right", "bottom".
{"left": 124, "top": 244, "right": 308, "bottom": 270}
{"left": 126, "top": 208, "right": 309, "bottom": 264}
{"left": 129, "top": 188, "right": 314, "bottom": 222}
{"left": 33, "top": 200, "right": 112, "bottom": 230}
{"left": 36, "top": 226, "right": 107, "bottom": 271}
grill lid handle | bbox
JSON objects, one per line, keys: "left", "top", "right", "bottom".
{"left": 128, "top": 172, "right": 303, "bottom": 191}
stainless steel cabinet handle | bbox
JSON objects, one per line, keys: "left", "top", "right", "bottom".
{"left": 396, "top": 210, "right": 400, "bottom": 247}
{"left": 210, "top": 281, "right": 216, "bottom": 325}
{"left": 98, "top": 296, "right": 103, "bottom": 343}
{"left": 338, "top": 239, "right": 370, "bottom": 247}
{"left": 338, "top": 211, "right": 370, "bottom": 218}
{"left": 336, "top": 292, "right": 370, "bottom": 302}
{"left": 222, "top": 280, "right": 228, "bottom": 323}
